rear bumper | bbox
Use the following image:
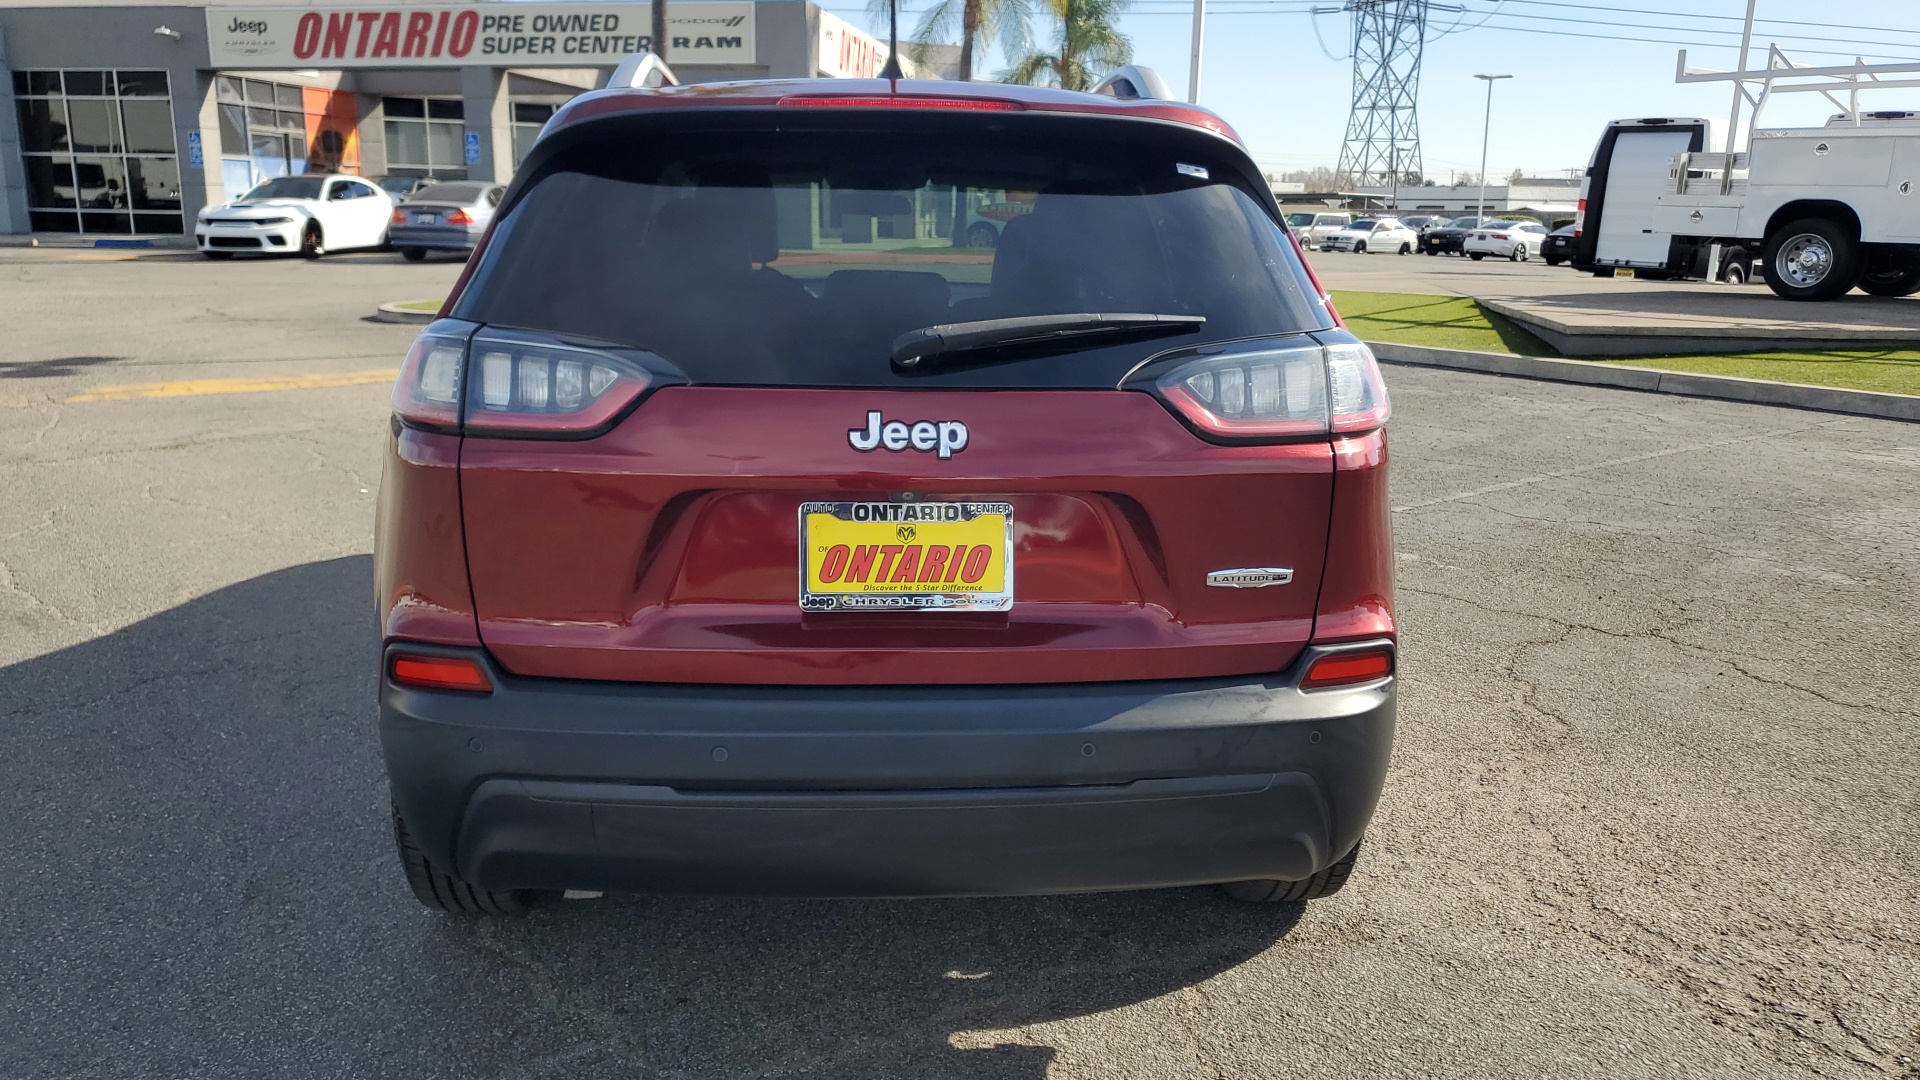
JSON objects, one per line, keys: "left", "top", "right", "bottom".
{"left": 390, "top": 225, "right": 481, "bottom": 249}
{"left": 379, "top": 642, "right": 1396, "bottom": 897}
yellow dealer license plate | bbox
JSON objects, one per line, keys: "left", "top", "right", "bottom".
{"left": 799, "top": 501, "right": 1014, "bottom": 612}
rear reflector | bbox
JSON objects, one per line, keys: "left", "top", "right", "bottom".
{"left": 390, "top": 653, "right": 494, "bottom": 693}
{"left": 1301, "top": 647, "right": 1394, "bottom": 689}
{"left": 778, "top": 95, "right": 1024, "bottom": 111}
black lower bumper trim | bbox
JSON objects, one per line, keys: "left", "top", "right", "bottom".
{"left": 380, "top": 644, "right": 1395, "bottom": 897}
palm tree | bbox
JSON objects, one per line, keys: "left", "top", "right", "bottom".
{"left": 868, "top": 0, "right": 1032, "bottom": 82}
{"left": 1000, "top": 0, "right": 1130, "bottom": 92}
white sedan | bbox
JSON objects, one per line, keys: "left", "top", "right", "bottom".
{"left": 1320, "top": 217, "right": 1419, "bottom": 255}
{"left": 195, "top": 174, "right": 398, "bottom": 260}
{"left": 1464, "top": 220, "right": 1551, "bottom": 262}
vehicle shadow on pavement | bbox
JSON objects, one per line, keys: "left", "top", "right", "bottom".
{"left": 0, "top": 556, "right": 1305, "bottom": 1079}
{"left": 0, "top": 355, "right": 125, "bottom": 379}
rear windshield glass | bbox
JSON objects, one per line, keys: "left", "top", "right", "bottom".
{"left": 455, "top": 125, "right": 1334, "bottom": 388}
{"left": 408, "top": 182, "right": 486, "bottom": 204}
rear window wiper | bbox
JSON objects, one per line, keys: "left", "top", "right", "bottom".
{"left": 892, "top": 313, "right": 1206, "bottom": 371}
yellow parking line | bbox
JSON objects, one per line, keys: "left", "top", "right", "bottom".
{"left": 67, "top": 368, "right": 400, "bottom": 402}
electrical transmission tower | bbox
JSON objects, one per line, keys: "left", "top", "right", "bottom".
{"left": 1325, "top": 1, "right": 1437, "bottom": 190}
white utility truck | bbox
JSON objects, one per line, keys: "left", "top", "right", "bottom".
{"left": 1572, "top": 47, "right": 1920, "bottom": 301}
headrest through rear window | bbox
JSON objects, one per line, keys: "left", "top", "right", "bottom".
{"left": 694, "top": 163, "right": 780, "bottom": 264}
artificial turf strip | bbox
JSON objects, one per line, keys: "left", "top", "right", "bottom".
{"left": 1330, "top": 290, "right": 1920, "bottom": 398}
{"left": 1590, "top": 350, "right": 1920, "bottom": 397}
{"left": 1330, "top": 291, "right": 1559, "bottom": 356}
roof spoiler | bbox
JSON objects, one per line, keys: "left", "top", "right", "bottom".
{"left": 1090, "top": 65, "right": 1173, "bottom": 101}
{"left": 607, "top": 51, "right": 679, "bottom": 90}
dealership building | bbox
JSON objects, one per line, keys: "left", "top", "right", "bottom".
{"left": 0, "top": 0, "right": 931, "bottom": 239}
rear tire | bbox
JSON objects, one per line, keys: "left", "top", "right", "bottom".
{"left": 965, "top": 221, "right": 999, "bottom": 249}
{"left": 400, "top": 247, "right": 427, "bottom": 262}
{"left": 1509, "top": 244, "right": 1525, "bottom": 262}
{"left": 1222, "top": 841, "right": 1362, "bottom": 903}
{"left": 1544, "top": 256, "right": 1563, "bottom": 267}
{"left": 392, "top": 803, "right": 540, "bottom": 914}
{"left": 1857, "top": 260, "right": 1920, "bottom": 297}
{"left": 1424, "top": 249, "right": 1436, "bottom": 256}
{"left": 1398, "top": 242, "right": 1411, "bottom": 255}
{"left": 1762, "top": 217, "right": 1857, "bottom": 301}
{"left": 1470, "top": 252, "right": 1486, "bottom": 261}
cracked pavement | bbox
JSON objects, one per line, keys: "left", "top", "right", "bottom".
{"left": 0, "top": 250, "right": 1915, "bottom": 1078}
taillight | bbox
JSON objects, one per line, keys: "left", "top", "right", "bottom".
{"left": 444, "top": 208, "right": 473, "bottom": 226}
{"left": 391, "top": 209, "right": 408, "bottom": 225}
{"left": 391, "top": 330, "right": 468, "bottom": 431}
{"left": 1301, "top": 646, "right": 1394, "bottom": 689}
{"left": 1492, "top": 232, "right": 1510, "bottom": 240}
{"left": 389, "top": 652, "right": 494, "bottom": 693}
{"left": 1574, "top": 198, "right": 1585, "bottom": 237}
{"left": 464, "top": 331, "right": 652, "bottom": 437}
{"left": 1152, "top": 340, "right": 1390, "bottom": 441}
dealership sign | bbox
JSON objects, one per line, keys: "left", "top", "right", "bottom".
{"left": 205, "top": 3, "right": 755, "bottom": 68}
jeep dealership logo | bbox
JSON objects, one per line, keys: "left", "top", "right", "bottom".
{"left": 205, "top": 3, "right": 755, "bottom": 68}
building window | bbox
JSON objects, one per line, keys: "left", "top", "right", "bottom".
{"left": 215, "top": 77, "right": 358, "bottom": 199}
{"left": 511, "top": 102, "right": 556, "bottom": 168}
{"left": 12, "top": 68, "right": 181, "bottom": 234}
{"left": 382, "top": 97, "right": 466, "bottom": 180}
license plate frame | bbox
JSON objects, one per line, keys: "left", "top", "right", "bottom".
{"left": 417, "top": 213, "right": 438, "bottom": 226}
{"left": 798, "top": 500, "right": 1014, "bottom": 613}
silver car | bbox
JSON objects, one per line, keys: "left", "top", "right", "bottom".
{"left": 390, "top": 182, "right": 503, "bottom": 261}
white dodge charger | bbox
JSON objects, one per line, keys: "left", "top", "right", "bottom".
{"left": 195, "top": 174, "right": 398, "bottom": 260}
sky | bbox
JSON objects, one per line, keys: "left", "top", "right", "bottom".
{"left": 817, "top": 0, "right": 1920, "bottom": 180}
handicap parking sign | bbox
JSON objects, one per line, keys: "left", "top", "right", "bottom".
{"left": 464, "top": 132, "right": 482, "bottom": 165}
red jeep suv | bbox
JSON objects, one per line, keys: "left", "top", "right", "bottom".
{"left": 375, "top": 77, "right": 1395, "bottom": 913}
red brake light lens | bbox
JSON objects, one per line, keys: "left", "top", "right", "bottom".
{"left": 1574, "top": 198, "right": 1586, "bottom": 237}
{"left": 1154, "top": 341, "right": 1390, "bottom": 440}
{"left": 464, "top": 334, "right": 652, "bottom": 437}
{"left": 390, "top": 653, "right": 494, "bottom": 693}
{"left": 1301, "top": 647, "right": 1394, "bottom": 689}
{"left": 777, "top": 95, "right": 1024, "bottom": 111}
{"left": 390, "top": 209, "right": 408, "bottom": 225}
{"left": 444, "top": 208, "right": 473, "bottom": 226}
{"left": 391, "top": 331, "right": 467, "bottom": 430}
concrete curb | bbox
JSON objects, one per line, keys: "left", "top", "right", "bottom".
{"left": 373, "top": 300, "right": 441, "bottom": 325}
{"left": 1367, "top": 341, "right": 1920, "bottom": 424}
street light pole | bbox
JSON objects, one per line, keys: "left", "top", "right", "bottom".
{"left": 652, "top": 0, "right": 668, "bottom": 64}
{"left": 1474, "top": 73, "right": 1511, "bottom": 226}
{"left": 1188, "top": 0, "right": 1206, "bottom": 103}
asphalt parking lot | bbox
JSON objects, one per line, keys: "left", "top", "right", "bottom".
{"left": 1, "top": 249, "right": 1916, "bottom": 1079}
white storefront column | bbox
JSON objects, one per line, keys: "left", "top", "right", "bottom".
{"left": 0, "top": 27, "right": 30, "bottom": 234}
{"left": 458, "top": 65, "right": 514, "bottom": 183}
